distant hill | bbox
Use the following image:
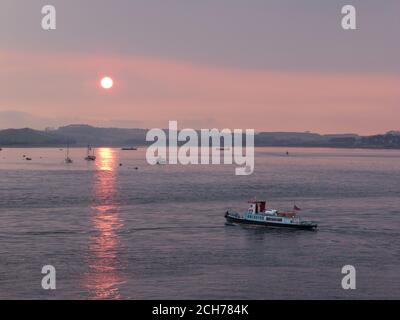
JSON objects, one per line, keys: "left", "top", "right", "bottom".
{"left": 1, "top": 125, "right": 400, "bottom": 149}
{"left": 254, "top": 132, "right": 360, "bottom": 147}
{"left": 54, "top": 124, "right": 147, "bottom": 146}
{"left": 0, "top": 128, "right": 73, "bottom": 146}
{"left": 0, "top": 125, "right": 148, "bottom": 147}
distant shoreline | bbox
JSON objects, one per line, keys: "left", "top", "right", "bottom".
{"left": 1, "top": 145, "right": 400, "bottom": 151}
{"left": 1, "top": 125, "right": 400, "bottom": 150}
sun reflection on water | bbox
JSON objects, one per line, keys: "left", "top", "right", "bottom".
{"left": 96, "top": 147, "right": 115, "bottom": 171}
{"left": 84, "top": 148, "right": 125, "bottom": 299}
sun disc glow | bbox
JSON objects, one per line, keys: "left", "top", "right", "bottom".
{"left": 100, "top": 77, "right": 113, "bottom": 89}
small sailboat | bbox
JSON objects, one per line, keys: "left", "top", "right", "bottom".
{"left": 65, "top": 144, "right": 73, "bottom": 164}
{"left": 84, "top": 145, "right": 96, "bottom": 161}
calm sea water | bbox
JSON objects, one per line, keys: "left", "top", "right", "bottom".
{"left": 0, "top": 147, "right": 399, "bottom": 299}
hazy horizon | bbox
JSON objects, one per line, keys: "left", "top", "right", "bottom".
{"left": 1, "top": 0, "right": 399, "bottom": 134}
{"left": 1, "top": 111, "right": 399, "bottom": 137}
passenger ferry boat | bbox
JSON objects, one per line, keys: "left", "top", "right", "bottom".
{"left": 225, "top": 200, "right": 317, "bottom": 230}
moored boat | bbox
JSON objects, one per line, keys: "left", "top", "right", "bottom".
{"left": 65, "top": 144, "right": 73, "bottom": 163}
{"left": 156, "top": 156, "right": 167, "bottom": 165}
{"left": 84, "top": 145, "right": 96, "bottom": 161}
{"left": 225, "top": 200, "right": 317, "bottom": 230}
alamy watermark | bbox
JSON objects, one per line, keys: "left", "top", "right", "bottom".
{"left": 41, "top": 5, "right": 56, "bottom": 30}
{"left": 341, "top": 5, "right": 357, "bottom": 30}
{"left": 146, "top": 121, "right": 255, "bottom": 175}
{"left": 41, "top": 265, "right": 56, "bottom": 290}
{"left": 40, "top": 4, "right": 357, "bottom": 32}
{"left": 341, "top": 265, "right": 356, "bottom": 290}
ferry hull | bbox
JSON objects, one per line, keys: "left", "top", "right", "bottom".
{"left": 225, "top": 213, "right": 317, "bottom": 230}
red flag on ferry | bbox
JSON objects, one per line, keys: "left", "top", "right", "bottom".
{"left": 293, "top": 205, "right": 301, "bottom": 211}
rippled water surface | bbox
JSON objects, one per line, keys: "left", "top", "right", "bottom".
{"left": 0, "top": 147, "right": 399, "bottom": 299}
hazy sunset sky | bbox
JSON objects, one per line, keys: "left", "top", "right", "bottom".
{"left": 1, "top": 0, "right": 399, "bottom": 134}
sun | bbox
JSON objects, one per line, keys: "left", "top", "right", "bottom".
{"left": 100, "top": 76, "right": 113, "bottom": 89}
